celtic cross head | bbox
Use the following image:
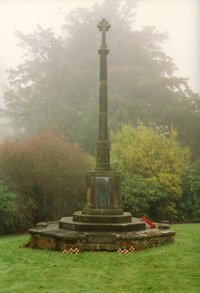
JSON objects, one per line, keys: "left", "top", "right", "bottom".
{"left": 97, "top": 18, "right": 111, "bottom": 48}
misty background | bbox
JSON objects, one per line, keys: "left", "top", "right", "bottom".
{"left": 0, "top": 0, "right": 199, "bottom": 158}
{"left": 0, "top": 0, "right": 199, "bottom": 95}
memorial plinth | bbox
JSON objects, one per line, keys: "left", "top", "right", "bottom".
{"left": 28, "top": 18, "right": 175, "bottom": 251}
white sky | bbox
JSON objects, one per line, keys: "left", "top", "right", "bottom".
{"left": 135, "top": 0, "right": 200, "bottom": 94}
{"left": 0, "top": 0, "right": 199, "bottom": 96}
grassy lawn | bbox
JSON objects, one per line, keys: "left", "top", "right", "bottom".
{"left": 0, "top": 224, "right": 199, "bottom": 293}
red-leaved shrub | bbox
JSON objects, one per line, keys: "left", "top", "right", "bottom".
{"left": 0, "top": 132, "right": 90, "bottom": 226}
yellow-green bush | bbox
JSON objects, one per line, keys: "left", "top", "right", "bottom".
{"left": 111, "top": 124, "right": 190, "bottom": 220}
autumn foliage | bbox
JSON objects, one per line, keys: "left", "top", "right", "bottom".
{"left": 0, "top": 132, "right": 90, "bottom": 226}
{"left": 111, "top": 124, "right": 190, "bottom": 220}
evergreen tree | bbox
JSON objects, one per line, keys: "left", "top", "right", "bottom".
{"left": 2, "top": 0, "right": 200, "bottom": 157}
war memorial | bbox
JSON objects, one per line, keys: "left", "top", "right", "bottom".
{"left": 28, "top": 18, "right": 175, "bottom": 251}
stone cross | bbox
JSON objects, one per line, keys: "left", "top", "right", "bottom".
{"left": 97, "top": 18, "right": 111, "bottom": 48}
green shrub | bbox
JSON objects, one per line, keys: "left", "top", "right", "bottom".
{"left": 177, "top": 161, "right": 200, "bottom": 222}
{"left": 0, "top": 182, "right": 20, "bottom": 234}
{"left": 121, "top": 175, "right": 178, "bottom": 221}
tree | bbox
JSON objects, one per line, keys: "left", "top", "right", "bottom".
{"left": 2, "top": 0, "right": 200, "bottom": 158}
{"left": 111, "top": 124, "right": 190, "bottom": 220}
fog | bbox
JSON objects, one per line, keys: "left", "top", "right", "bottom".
{"left": 0, "top": 0, "right": 199, "bottom": 97}
{"left": 0, "top": 0, "right": 199, "bottom": 159}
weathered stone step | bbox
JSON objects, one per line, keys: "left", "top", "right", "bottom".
{"left": 73, "top": 211, "right": 132, "bottom": 223}
{"left": 59, "top": 217, "right": 146, "bottom": 232}
{"left": 28, "top": 220, "right": 175, "bottom": 251}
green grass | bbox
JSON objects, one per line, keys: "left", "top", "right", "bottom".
{"left": 0, "top": 224, "right": 200, "bottom": 293}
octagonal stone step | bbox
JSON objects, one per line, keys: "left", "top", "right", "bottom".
{"left": 59, "top": 217, "right": 146, "bottom": 232}
{"left": 73, "top": 211, "right": 132, "bottom": 223}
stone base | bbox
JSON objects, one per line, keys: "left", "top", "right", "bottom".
{"left": 27, "top": 219, "right": 175, "bottom": 251}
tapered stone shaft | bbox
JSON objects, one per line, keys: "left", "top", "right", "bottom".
{"left": 96, "top": 18, "right": 111, "bottom": 171}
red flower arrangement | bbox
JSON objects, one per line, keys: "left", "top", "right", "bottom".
{"left": 140, "top": 216, "right": 156, "bottom": 229}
